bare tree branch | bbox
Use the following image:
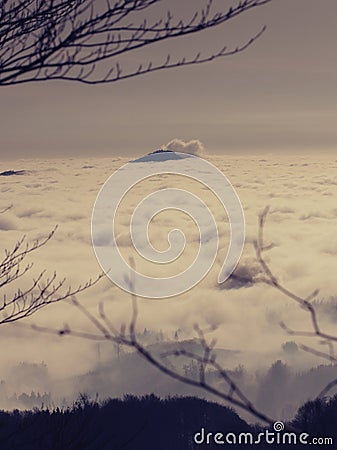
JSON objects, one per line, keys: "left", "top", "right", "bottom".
{"left": 17, "top": 260, "right": 278, "bottom": 425}
{"left": 0, "top": 222, "right": 103, "bottom": 324}
{"left": 253, "top": 206, "right": 337, "bottom": 399}
{"left": 20, "top": 290, "right": 276, "bottom": 425}
{"left": 0, "top": 0, "right": 273, "bottom": 86}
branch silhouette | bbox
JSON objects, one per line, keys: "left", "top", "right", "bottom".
{"left": 0, "top": 0, "right": 273, "bottom": 85}
{"left": 20, "top": 290, "right": 276, "bottom": 425}
{"left": 254, "top": 206, "right": 337, "bottom": 399}
{"left": 0, "top": 217, "right": 103, "bottom": 324}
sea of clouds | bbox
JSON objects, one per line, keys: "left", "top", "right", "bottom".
{"left": 0, "top": 148, "right": 336, "bottom": 408}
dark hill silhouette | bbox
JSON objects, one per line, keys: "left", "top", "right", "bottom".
{"left": 131, "top": 149, "right": 192, "bottom": 163}
{"left": 0, "top": 170, "right": 27, "bottom": 176}
{"left": 0, "top": 395, "right": 250, "bottom": 449}
{"left": 1, "top": 391, "right": 337, "bottom": 448}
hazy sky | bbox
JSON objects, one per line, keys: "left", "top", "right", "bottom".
{"left": 0, "top": 0, "right": 336, "bottom": 159}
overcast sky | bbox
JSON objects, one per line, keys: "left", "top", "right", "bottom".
{"left": 1, "top": 0, "right": 336, "bottom": 160}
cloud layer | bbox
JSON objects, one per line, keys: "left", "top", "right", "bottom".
{"left": 0, "top": 152, "right": 336, "bottom": 409}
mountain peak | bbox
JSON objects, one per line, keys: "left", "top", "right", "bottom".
{"left": 132, "top": 149, "right": 191, "bottom": 163}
